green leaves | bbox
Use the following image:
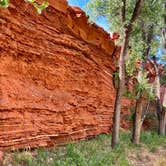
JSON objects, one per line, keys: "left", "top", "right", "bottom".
{"left": 123, "top": 90, "right": 136, "bottom": 99}
{"left": 26, "top": 0, "right": 35, "bottom": 2}
{"left": 163, "top": 103, "right": 166, "bottom": 108}
{"left": 136, "top": 71, "right": 155, "bottom": 99}
{"left": 25, "top": 0, "right": 49, "bottom": 14}
{"left": 126, "top": 50, "right": 142, "bottom": 76}
{"left": 87, "top": 0, "right": 164, "bottom": 102}
{"left": 137, "top": 71, "right": 151, "bottom": 92}
{"left": 0, "top": 0, "right": 49, "bottom": 14}
{"left": 33, "top": 1, "right": 49, "bottom": 14}
{"left": 0, "top": 0, "right": 10, "bottom": 8}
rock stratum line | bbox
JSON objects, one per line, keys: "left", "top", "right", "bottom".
{"left": 0, "top": 0, "right": 131, "bottom": 150}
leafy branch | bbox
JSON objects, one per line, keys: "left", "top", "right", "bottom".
{"left": 0, "top": 0, "right": 49, "bottom": 14}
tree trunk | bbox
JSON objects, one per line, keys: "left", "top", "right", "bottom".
{"left": 154, "top": 66, "right": 166, "bottom": 135}
{"left": 132, "top": 92, "right": 143, "bottom": 144}
{"left": 111, "top": 31, "right": 130, "bottom": 148}
{"left": 158, "top": 107, "right": 166, "bottom": 135}
{"left": 159, "top": 111, "right": 166, "bottom": 135}
{"left": 111, "top": 0, "right": 144, "bottom": 148}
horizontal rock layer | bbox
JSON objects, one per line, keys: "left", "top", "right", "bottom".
{"left": 0, "top": 0, "right": 130, "bottom": 150}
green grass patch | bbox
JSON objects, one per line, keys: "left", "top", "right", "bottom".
{"left": 3, "top": 131, "right": 166, "bottom": 166}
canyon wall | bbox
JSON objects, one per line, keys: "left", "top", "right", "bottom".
{"left": 0, "top": 0, "right": 130, "bottom": 150}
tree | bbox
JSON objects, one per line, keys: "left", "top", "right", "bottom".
{"left": 154, "top": 3, "right": 166, "bottom": 134}
{"left": 154, "top": 63, "right": 166, "bottom": 135}
{"left": 153, "top": 0, "right": 166, "bottom": 135}
{"left": 87, "top": 0, "right": 144, "bottom": 148}
{"left": 162, "top": 1, "right": 166, "bottom": 51}
{"left": 124, "top": 0, "right": 164, "bottom": 143}
{"left": 87, "top": 0, "right": 166, "bottom": 147}
{"left": 0, "top": 0, "right": 49, "bottom": 14}
{"left": 130, "top": 20, "right": 159, "bottom": 144}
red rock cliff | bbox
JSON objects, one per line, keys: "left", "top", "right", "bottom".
{"left": 0, "top": 0, "right": 130, "bottom": 150}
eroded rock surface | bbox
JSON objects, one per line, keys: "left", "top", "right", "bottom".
{"left": 0, "top": 0, "right": 130, "bottom": 150}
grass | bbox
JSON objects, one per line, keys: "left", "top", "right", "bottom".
{"left": 2, "top": 131, "right": 166, "bottom": 166}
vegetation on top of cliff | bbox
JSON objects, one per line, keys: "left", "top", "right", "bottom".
{"left": 0, "top": 0, "right": 9, "bottom": 7}
{"left": 0, "top": 0, "right": 49, "bottom": 14}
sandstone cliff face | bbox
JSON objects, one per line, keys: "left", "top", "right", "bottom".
{"left": 0, "top": 0, "right": 130, "bottom": 150}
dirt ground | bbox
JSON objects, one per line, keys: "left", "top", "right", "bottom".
{"left": 128, "top": 146, "right": 166, "bottom": 166}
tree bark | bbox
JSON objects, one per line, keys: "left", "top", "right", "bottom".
{"left": 154, "top": 65, "right": 166, "bottom": 135}
{"left": 159, "top": 110, "right": 166, "bottom": 135}
{"left": 111, "top": 31, "right": 130, "bottom": 148}
{"left": 157, "top": 105, "right": 166, "bottom": 135}
{"left": 132, "top": 91, "right": 143, "bottom": 144}
{"left": 111, "top": 0, "right": 144, "bottom": 148}
{"left": 162, "top": 1, "right": 166, "bottom": 50}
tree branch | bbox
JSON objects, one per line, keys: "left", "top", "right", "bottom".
{"left": 121, "top": 0, "right": 126, "bottom": 23}
{"left": 130, "top": 0, "right": 144, "bottom": 24}
{"left": 143, "top": 24, "right": 154, "bottom": 58}
{"left": 140, "top": 21, "right": 146, "bottom": 41}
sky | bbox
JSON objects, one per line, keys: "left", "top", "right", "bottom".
{"left": 67, "top": 0, "right": 111, "bottom": 33}
{"left": 68, "top": 0, "right": 89, "bottom": 8}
